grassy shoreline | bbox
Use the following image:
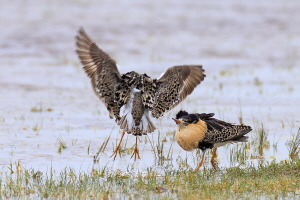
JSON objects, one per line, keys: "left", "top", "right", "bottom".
{"left": 1, "top": 159, "right": 299, "bottom": 199}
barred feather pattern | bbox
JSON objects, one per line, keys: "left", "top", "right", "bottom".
{"left": 197, "top": 113, "right": 251, "bottom": 144}
{"left": 176, "top": 110, "right": 252, "bottom": 146}
{"left": 152, "top": 70, "right": 181, "bottom": 118}
{"left": 76, "top": 28, "right": 205, "bottom": 135}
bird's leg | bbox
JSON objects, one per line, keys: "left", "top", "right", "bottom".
{"left": 111, "top": 131, "right": 126, "bottom": 160}
{"left": 131, "top": 137, "right": 141, "bottom": 161}
{"left": 210, "top": 148, "right": 219, "bottom": 170}
{"left": 194, "top": 150, "right": 206, "bottom": 172}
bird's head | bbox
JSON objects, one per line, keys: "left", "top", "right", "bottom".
{"left": 172, "top": 110, "right": 199, "bottom": 129}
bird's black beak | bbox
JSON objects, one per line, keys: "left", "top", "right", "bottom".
{"left": 172, "top": 118, "right": 181, "bottom": 124}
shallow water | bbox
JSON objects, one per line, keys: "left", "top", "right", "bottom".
{"left": 0, "top": 0, "right": 299, "bottom": 174}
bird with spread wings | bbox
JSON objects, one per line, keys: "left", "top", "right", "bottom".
{"left": 76, "top": 28, "right": 206, "bottom": 160}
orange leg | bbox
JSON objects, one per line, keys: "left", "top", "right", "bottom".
{"left": 194, "top": 150, "right": 206, "bottom": 172}
{"left": 111, "top": 131, "right": 126, "bottom": 160}
{"left": 130, "top": 137, "right": 141, "bottom": 161}
{"left": 210, "top": 148, "right": 218, "bottom": 170}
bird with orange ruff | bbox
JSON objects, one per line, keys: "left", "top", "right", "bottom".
{"left": 173, "top": 110, "right": 252, "bottom": 172}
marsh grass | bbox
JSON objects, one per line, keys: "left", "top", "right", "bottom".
{"left": 30, "top": 103, "right": 53, "bottom": 113}
{"left": 30, "top": 106, "right": 43, "bottom": 113}
{"left": 251, "top": 122, "right": 270, "bottom": 158}
{"left": 2, "top": 114, "right": 298, "bottom": 199}
{"left": 148, "top": 132, "right": 173, "bottom": 165}
{"left": 56, "top": 137, "right": 67, "bottom": 154}
{"left": 286, "top": 127, "right": 300, "bottom": 159}
{"left": 229, "top": 143, "right": 249, "bottom": 167}
{"left": 237, "top": 99, "right": 243, "bottom": 125}
{"left": 32, "top": 122, "right": 42, "bottom": 135}
{"left": 1, "top": 160, "right": 299, "bottom": 199}
{"left": 93, "top": 130, "right": 114, "bottom": 163}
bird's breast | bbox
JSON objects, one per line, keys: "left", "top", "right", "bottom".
{"left": 175, "top": 120, "right": 207, "bottom": 151}
{"left": 131, "top": 91, "right": 144, "bottom": 125}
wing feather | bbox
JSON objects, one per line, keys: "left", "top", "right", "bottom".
{"left": 199, "top": 115, "right": 252, "bottom": 144}
{"left": 151, "top": 65, "right": 205, "bottom": 118}
{"left": 76, "top": 28, "right": 122, "bottom": 119}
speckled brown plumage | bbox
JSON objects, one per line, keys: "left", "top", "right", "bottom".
{"left": 76, "top": 28, "right": 206, "bottom": 136}
{"left": 195, "top": 112, "right": 251, "bottom": 148}
{"left": 76, "top": 28, "right": 206, "bottom": 159}
{"left": 173, "top": 110, "right": 252, "bottom": 172}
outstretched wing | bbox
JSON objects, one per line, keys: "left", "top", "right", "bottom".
{"left": 151, "top": 65, "right": 205, "bottom": 118}
{"left": 76, "top": 28, "right": 122, "bottom": 119}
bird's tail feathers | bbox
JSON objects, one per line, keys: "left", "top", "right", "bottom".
{"left": 118, "top": 110, "right": 156, "bottom": 136}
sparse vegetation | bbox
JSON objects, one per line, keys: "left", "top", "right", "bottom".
{"left": 30, "top": 104, "right": 53, "bottom": 113}
{"left": 0, "top": 159, "right": 299, "bottom": 199}
{"left": 93, "top": 135, "right": 111, "bottom": 164}
{"left": 2, "top": 123, "right": 299, "bottom": 199}
{"left": 57, "top": 137, "right": 68, "bottom": 154}
{"left": 286, "top": 127, "right": 300, "bottom": 160}
{"left": 251, "top": 122, "right": 270, "bottom": 158}
{"left": 148, "top": 131, "right": 173, "bottom": 165}
{"left": 230, "top": 143, "right": 249, "bottom": 167}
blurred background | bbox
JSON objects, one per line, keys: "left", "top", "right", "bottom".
{"left": 0, "top": 0, "right": 299, "bottom": 172}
